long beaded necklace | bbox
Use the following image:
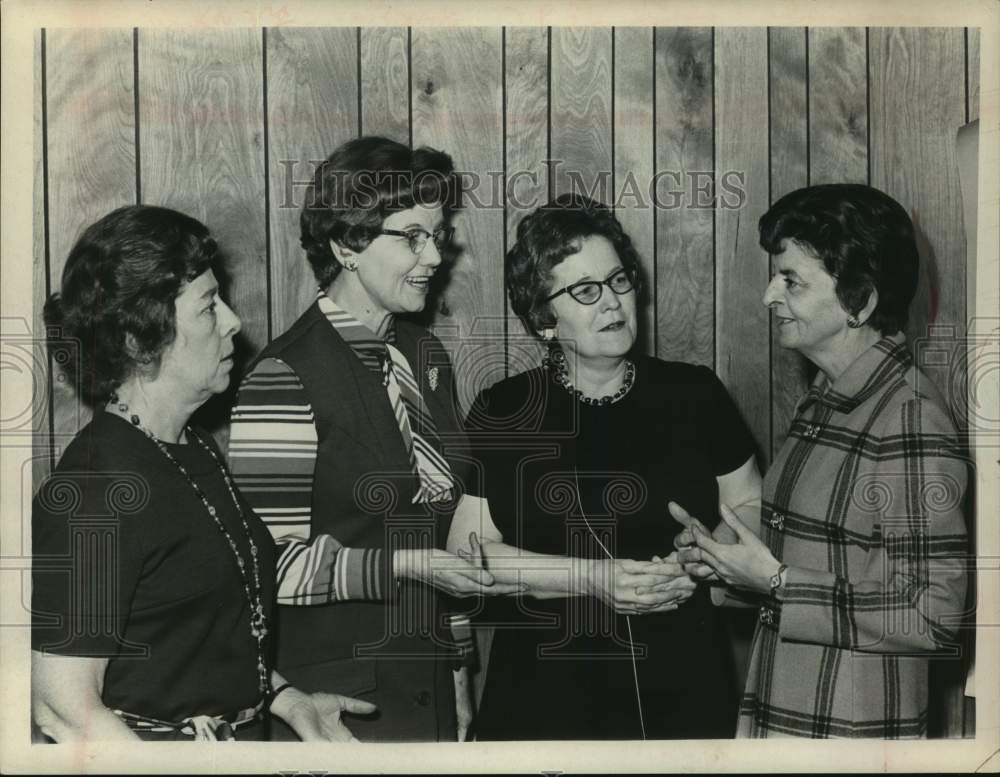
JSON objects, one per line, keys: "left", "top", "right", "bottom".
{"left": 543, "top": 347, "right": 636, "bottom": 406}
{"left": 108, "top": 397, "right": 270, "bottom": 697}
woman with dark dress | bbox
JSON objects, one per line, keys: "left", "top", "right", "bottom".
{"left": 31, "top": 206, "right": 373, "bottom": 741}
{"left": 450, "top": 194, "right": 763, "bottom": 739}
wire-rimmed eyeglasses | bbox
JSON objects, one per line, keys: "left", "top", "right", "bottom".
{"left": 377, "top": 226, "right": 455, "bottom": 255}
{"left": 544, "top": 267, "right": 636, "bottom": 305}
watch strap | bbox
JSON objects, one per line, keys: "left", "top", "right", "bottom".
{"left": 769, "top": 563, "right": 788, "bottom": 598}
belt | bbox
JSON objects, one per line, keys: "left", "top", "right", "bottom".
{"left": 112, "top": 697, "right": 266, "bottom": 740}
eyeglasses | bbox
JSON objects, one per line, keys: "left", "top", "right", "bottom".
{"left": 544, "top": 267, "right": 636, "bottom": 305}
{"left": 377, "top": 226, "right": 455, "bottom": 255}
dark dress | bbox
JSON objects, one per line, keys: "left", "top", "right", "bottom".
{"left": 465, "top": 357, "right": 756, "bottom": 740}
{"left": 31, "top": 411, "right": 277, "bottom": 740}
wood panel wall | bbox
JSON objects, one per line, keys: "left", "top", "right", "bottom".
{"left": 34, "top": 26, "right": 980, "bottom": 736}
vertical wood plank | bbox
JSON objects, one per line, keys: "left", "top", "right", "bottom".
{"left": 870, "top": 27, "right": 968, "bottom": 738}
{"left": 653, "top": 27, "right": 714, "bottom": 367}
{"left": 33, "top": 29, "right": 51, "bottom": 488}
{"left": 809, "top": 27, "right": 869, "bottom": 185}
{"left": 411, "top": 28, "right": 504, "bottom": 414}
{"left": 266, "top": 27, "right": 358, "bottom": 334}
{"left": 614, "top": 27, "right": 655, "bottom": 357}
{"left": 968, "top": 27, "right": 980, "bottom": 122}
{"left": 504, "top": 27, "right": 549, "bottom": 377}
{"left": 715, "top": 27, "right": 771, "bottom": 458}
{"left": 550, "top": 28, "right": 613, "bottom": 202}
{"left": 139, "top": 29, "right": 267, "bottom": 438}
{"left": 360, "top": 27, "right": 409, "bottom": 143}
{"left": 768, "top": 27, "right": 810, "bottom": 461}
{"left": 46, "top": 28, "right": 137, "bottom": 451}
{"left": 481, "top": 25, "right": 550, "bottom": 710}
{"left": 870, "top": 28, "right": 966, "bottom": 347}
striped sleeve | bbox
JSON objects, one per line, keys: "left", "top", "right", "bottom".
{"left": 228, "top": 357, "right": 389, "bottom": 604}
{"left": 778, "top": 398, "right": 969, "bottom": 653}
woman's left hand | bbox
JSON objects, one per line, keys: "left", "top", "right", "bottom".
{"left": 274, "top": 687, "right": 377, "bottom": 742}
{"left": 676, "top": 503, "right": 780, "bottom": 594}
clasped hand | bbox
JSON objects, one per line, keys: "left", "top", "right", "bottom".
{"left": 670, "top": 501, "right": 779, "bottom": 594}
{"left": 590, "top": 553, "right": 696, "bottom": 615}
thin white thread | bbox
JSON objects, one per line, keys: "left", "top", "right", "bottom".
{"left": 573, "top": 469, "right": 647, "bottom": 741}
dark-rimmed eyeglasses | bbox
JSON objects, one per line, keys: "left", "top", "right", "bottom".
{"left": 544, "top": 267, "right": 636, "bottom": 305}
{"left": 377, "top": 226, "right": 455, "bottom": 255}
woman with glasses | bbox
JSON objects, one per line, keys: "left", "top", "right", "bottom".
{"left": 450, "top": 194, "right": 763, "bottom": 739}
{"left": 227, "top": 136, "right": 521, "bottom": 742}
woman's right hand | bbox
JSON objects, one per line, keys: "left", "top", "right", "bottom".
{"left": 272, "top": 686, "right": 376, "bottom": 742}
{"left": 393, "top": 546, "right": 524, "bottom": 597}
{"left": 585, "top": 557, "right": 696, "bottom": 615}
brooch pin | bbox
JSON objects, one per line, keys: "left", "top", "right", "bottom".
{"left": 427, "top": 366, "right": 439, "bottom": 392}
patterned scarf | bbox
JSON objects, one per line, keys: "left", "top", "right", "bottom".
{"left": 316, "top": 292, "right": 454, "bottom": 503}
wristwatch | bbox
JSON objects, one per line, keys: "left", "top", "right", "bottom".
{"left": 768, "top": 563, "right": 788, "bottom": 599}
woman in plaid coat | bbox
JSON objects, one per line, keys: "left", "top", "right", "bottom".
{"left": 672, "top": 184, "right": 969, "bottom": 738}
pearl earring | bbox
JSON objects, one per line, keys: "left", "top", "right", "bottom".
{"left": 344, "top": 259, "right": 358, "bottom": 272}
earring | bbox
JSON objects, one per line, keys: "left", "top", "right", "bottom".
{"left": 343, "top": 258, "right": 358, "bottom": 272}
{"left": 541, "top": 328, "right": 556, "bottom": 341}
{"left": 847, "top": 315, "right": 863, "bottom": 329}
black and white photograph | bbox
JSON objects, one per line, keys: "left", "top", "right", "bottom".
{"left": 1, "top": 0, "right": 997, "bottom": 772}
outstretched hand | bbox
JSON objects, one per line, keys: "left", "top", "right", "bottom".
{"left": 674, "top": 502, "right": 780, "bottom": 594}
{"left": 396, "top": 534, "right": 525, "bottom": 597}
{"left": 275, "top": 688, "right": 376, "bottom": 742}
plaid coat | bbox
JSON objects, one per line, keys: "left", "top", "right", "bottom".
{"left": 738, "top": 334, "right": 969, "bottom": 738}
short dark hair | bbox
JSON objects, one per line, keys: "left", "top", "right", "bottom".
{"left": 758, "top": 183, "right": 918, "bottom": 336}
{"left": 506, "top": 193, "right": 643, "bottom": 335}
{"left": 299, "top": 136, "right": 457, "bottom": 289}
{"left": 43, "top": 205, "right": 218, "bottom": 405}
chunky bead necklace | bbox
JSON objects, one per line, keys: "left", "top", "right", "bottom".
{"left": 108, "top": 398, "right": 270, "bottom": 697}
{"left": 543, "top": 348, "right": 636, "bottom": 406}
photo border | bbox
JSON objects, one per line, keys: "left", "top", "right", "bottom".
{"left": 2, "top": 0, "right": 997, "bottom": 772}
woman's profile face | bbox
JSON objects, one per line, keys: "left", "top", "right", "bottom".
{"left": 548, "top": 235, "right": 638, "bottom": 363}
{"left": 156, "top": 269, "right": 241, "bottom": 404}
{"left": 762, "top": 240, "right": 851, "bottom": 363}
{"left": 352, "top": 203, "right": 444, "bottom": 317}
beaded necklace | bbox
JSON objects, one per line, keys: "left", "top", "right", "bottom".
{"left": 543, "top": 347, "right": 636, "bottom": 406}
{"left": 108, "top": 399, "right": 270, "bottom": 697}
